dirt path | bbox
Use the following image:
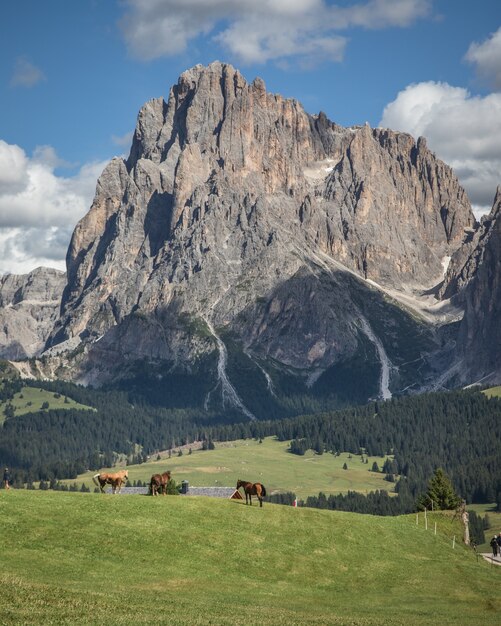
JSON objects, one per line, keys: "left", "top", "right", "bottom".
{"left": 481, "top": 553, "right": 501, "bottom": 565}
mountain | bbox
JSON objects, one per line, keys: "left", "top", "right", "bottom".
{"left": 441, "top": 187, "right": 501, "bottom": 385}
{"left": 6, "top": 62, "right": 494, "bottom": 417}
{"left": 0, "top": 267, "right": 65, "bottom": 360}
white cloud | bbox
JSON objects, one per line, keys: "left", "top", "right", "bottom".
{"left": 10, "top": 57, "right": 46, "bottom": 88}
{"left": 379, "top": 81, "right": 501, "bottom": 216}
{"left": 0, "top": 228, "right": 70, "bottom": 275}
{"left": 0, "top": 141, "right": 107, "bottom": 275}
{"left": 120, "top": 0, "right": 432, "bottom": 64}
{"left": 465, "top": 26, "right": 501, "bottom": 90}
{"left": 112, "top": 131, "right": 134, "bottom": 148}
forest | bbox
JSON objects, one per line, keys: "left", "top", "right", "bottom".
{"left": 0, "top": 376, "right": 500, "bottom": 514}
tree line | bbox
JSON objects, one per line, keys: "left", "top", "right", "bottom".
{"left": 0, "top": 379, "right": 500, "bottom": 514}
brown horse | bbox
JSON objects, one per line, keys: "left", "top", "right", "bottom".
{"left": 236, "top": 479, "right": 267, "bottom": 507}
{"left": 93, "top": 469, "right": 129, "bottom": 494}
{"left": 150, "top": 471, "right": 171, "bottom": 496}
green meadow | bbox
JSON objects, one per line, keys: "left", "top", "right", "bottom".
{"left": 0, "top": 385, "right": 93, "bottom": 423}
{"left": 468, "top": 503, "right": 501, "bottom": 553}
{"left": 74, "top": 437, "right": 395, "bottom": 498}
{"left": 483, "top": 386, "right": 501, "bottom": 399}
{"left": 0, "top": 490, "right": 498, "bottom": 625}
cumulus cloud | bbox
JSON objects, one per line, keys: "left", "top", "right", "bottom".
{"left": 10, "top": 57, "right": 46, "bottom": 88}
{"left": 0, "top": 141, "right": 107, "bottom": 274}
{"left": 379, "top": 81, "right": 501, "bottom": 216}
{"left": 465, "top": 26, "right": 501, "bottom": 90}
{"left": 120, "top": 0, "right": 431, "bottom": 64}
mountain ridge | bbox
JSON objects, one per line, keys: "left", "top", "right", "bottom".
{"left": 2, "top": 62, "right": 499, "bottom": 415}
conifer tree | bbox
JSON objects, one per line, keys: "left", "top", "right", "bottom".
{"left": 417, "top": 468, "right": 461, "bottom": 510}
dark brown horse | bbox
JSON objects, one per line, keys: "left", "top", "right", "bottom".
{"left": 150, "top": 471, "right": 171, "bottom": 496}
{"left": 92, "top": 469, "right": 128, "bottom": 494}
{"left": 236, "top": 479, "right": 267, "bottom": 507}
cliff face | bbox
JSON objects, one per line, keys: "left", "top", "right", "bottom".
{"left": 442, "top": 188, "right": 501, "bottom": 383}
{"left": 0, "top": 267, "right": 65, "bottom": 360}
{"left": 37, "top": 62, "right": 479, "bottom": 410}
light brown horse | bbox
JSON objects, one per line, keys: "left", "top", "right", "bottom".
{"left": 93, "top": 469, "right": 129, "bottom": 494}
{"left": 150, "top": 471, "right": 171, "bottom": 496}
{"left": 236, "top": 479, "right": 267, "bottom": 507}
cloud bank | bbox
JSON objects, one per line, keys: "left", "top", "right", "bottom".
{"left": 0, "top": 140, "right": 106, "bottom": 274}
{"left": 120, "top": 0, "right": 432, "bottom": 64}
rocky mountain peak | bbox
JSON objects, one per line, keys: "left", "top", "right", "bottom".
{"left": 37, "top": 63, "right": 481, "bottom": 404}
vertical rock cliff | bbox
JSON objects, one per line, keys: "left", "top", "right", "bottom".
{"left": 39, "top": 62, "right": 478, "bottom": 412}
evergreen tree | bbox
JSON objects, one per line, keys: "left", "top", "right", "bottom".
{"left": 417, "top": 468, "right": 461, "bottom": 510}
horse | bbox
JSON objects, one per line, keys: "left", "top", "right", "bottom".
{"left": 92, "top": 469, "right": 129, "bottom": 494}
{"left": 236, "top": 479, "right": 267, "bottom": 507}
{"left": 150, "top": 471, "right": 171, "bottom": 496}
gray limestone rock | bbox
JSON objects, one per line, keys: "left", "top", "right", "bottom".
{"left": 32, "top": 63, "right": 482, "bottom": 403}
{"left": 0, "top": 267, "right": 65, "bottom": 359}
{"left": 9, "top": 62, "right": 486, "bottom": 402}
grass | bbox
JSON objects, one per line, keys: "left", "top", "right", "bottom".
{"left": 0, "top": 490, "right": 498, "bottom": 625}
{"left": 468, "top": 503, "right": 501, "bottom": 552}
{"left": 483, "top": 386, "right": 501, "bottom": 398}
{"left": 73, "top": 437, "right": 396, "bottom": 498}
{"left": 0, "top": 385, "right": 93, "bottom": 423}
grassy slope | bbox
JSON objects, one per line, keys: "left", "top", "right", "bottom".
{"left": 468, "top": 503, "right": 501, "bottom": 552}
{"left": 484, "top": 386, "right": 501, "bottom": 398}
{"left": 0, "top": 491, "right": 498, "bottom": 625}
{"left": 0, "top": 385, "right": 93, "bottom": 423}
{"left": 75, "top": 437, "right": 396, "bottom": 498}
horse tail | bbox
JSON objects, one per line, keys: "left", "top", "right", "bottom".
{"left": 92, "top": 473, "right": 100, "bottom": 487}
{"left": 261, "top": 484, "right": 266, "bottom": 497}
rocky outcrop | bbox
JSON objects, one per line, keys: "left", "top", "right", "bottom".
{"left": 447, "top": 188, "right": 501, "bottom": 383}
{"left": 0, "top": 267, "right": 65, "bottom": 359}
{"left": 38, "top": 62, "right": 478, "bottom": 409}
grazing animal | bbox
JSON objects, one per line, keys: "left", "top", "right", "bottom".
{"left": 92, "top": 469, "right": 129, "bottom": 494}
{"left": 236, "top": 479, "right": 267, "bottom": 507}
{"left": 150, "top": 471, "right": 171, "bottom": 496}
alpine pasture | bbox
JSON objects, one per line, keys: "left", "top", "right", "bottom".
{"left": 71, "top": 437, "right": 395, "bottom": 498}
{"left": 0, "top": 490, "right": 499, "bottom": 625}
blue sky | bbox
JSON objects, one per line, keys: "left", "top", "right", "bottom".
{"left": 1, "top": 0, "right": 500, "bottom": 273}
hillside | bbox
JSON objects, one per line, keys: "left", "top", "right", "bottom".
{"left": 0, "top": 384, "right": 93, "bottom": 424}
{"left": 0, "top": 491, "right": 498, "bottom": 625}
{"left": 1, "top": 385, "right": 499, "bottom": 510}
{"left": 72, "top": 437, "right": 396, "bottom": 499}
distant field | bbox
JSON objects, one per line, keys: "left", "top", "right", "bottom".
{"left": 0, "top": 385, "right": 93, "bottom": 423}
{"left": 0, "top": 491, "right": 498, "bottom": 625}
{"left": 74, "top": 437, "right": 396, "bottom": 498}
{"left": 468, "top": 503, "right": 501, "bottom": 552}
{"left": 483, "top": 386, "right": 501, "bottom": 398}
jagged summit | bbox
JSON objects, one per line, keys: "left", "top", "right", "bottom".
{"left": 5, "top": 63, "right": 496, "bottom": 413}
